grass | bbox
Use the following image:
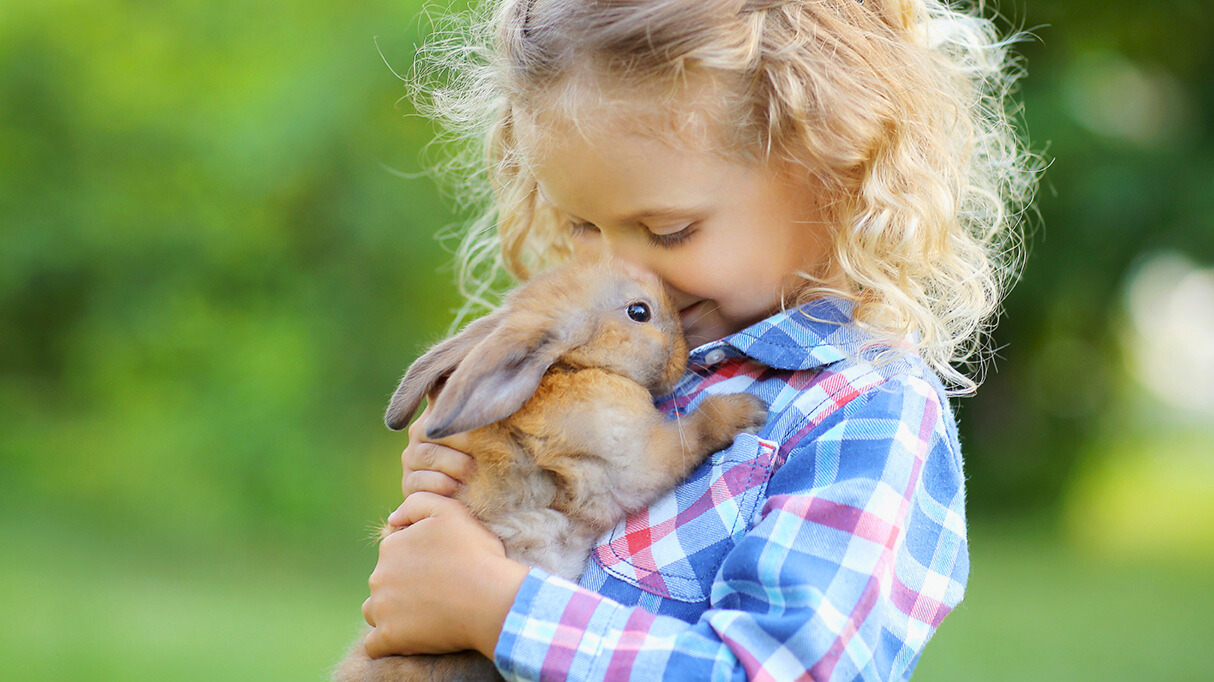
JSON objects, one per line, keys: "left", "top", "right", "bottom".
{"left": 915, "top": 522, "right": 1213, "bottom": 681}
{"left": 0, "top": 511, "right": 374, "bottom": 682}
{"left": 2, "top": 513, "right": 1210, "bottom": 681}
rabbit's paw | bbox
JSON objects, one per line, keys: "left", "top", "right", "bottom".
{"left": 693, "top": 393, "right": 768, "bottom": 445}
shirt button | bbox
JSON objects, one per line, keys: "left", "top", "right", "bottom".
{"left": 704, "top": 348, "right": 727, "bottom": 365}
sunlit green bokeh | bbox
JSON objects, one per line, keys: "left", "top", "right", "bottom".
{"left": 2, "top": 0, "right": 1211, "bottom": 680}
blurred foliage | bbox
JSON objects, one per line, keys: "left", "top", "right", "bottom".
{"left": 1, "top": 0, "right": 465, "bottom": 549}
{"left": 957, "top": 0, "right": 1214, "bottom": 514}
{"left": 3, "top": 0, "right": 1209, "bottom": 540}
{"left": 1, "top": 0, "right": 1212, "bottom": 678}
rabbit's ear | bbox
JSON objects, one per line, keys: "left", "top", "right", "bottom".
{"left": 424, "top": 317, "right": 588, "bottom": 439}
{"left": 384, "top": 311, "right": 504, "bottom": 431}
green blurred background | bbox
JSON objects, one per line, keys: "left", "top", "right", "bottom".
{"left": 2, "top": 0, "right": 1211, "bottom": 679}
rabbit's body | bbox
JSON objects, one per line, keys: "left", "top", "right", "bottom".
{"left": 335, "top": 260, "right": 767, "bottom": 682}
{"left": 458, "top": 364, "right": 766, "bottom": 581}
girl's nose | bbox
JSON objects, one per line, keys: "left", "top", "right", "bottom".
{"left": 600, "top": 232, "right": 653, "bottom": 273}
{"left": 599, "top": 241, "right": 667, "bottom": 294}
{"left": 609, "top": 258, "right": 662, "bottom": 288}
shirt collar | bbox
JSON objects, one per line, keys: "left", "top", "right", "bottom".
{"left": 688, "top": 297, "right": 871, "bottom": 371}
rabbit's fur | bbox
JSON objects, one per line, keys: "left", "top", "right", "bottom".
{"left": 334, "top": 259, "right": 767, "bottom": 682}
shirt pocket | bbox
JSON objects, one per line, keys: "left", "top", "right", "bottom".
{"left": 589, "top": 433, "right": 779, "bottom": 603}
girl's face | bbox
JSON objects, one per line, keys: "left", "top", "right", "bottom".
{"left": 519, "top": 115, "right": 838, "bottom": 348}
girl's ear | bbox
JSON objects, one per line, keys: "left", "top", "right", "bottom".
{"left": 384, "top": 311, "right": 504, "bottom": 431}
{"left": 424, "top": 314, "right": 591, "bottom": 439}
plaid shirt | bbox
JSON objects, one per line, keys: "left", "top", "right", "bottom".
{"left": 494, "top": 298, "right": 969, "bottom": 681}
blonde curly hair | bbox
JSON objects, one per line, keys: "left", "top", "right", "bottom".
{"left": 409, "top": 0, "right": 1039, "bottom": 394}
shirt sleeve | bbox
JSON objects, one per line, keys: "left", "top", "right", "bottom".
{"left": 493, "top": 373, "right": 970, "bottom": 681}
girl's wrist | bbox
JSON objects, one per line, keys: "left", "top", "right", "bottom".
{"left": 470, "top": 556, "right": 530, "bottom": 660}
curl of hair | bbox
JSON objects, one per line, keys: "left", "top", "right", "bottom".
{"left": 408, "top": 0, "right": 1040, "bottom": 394}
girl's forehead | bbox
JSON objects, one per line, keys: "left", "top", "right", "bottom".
{"left": 517, "top": 68, "right": 751, "bottom": 157}
{"left": 516, "top": 96, "right": 746, "bottom": 170}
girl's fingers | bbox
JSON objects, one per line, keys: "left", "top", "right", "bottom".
{"left": 401, "top": 442, "right": 475, "bottom": 497}
{"left": 386, "top": 502, "right": 410, "bottom": 527}
{"left": 402, "top": 468, "right": 462, "bottom": 499}
{"left": 363, "top": 624, "right": 394, "bottom": 660}
{"left": 407, "top": 402, "right": 467, "bottom": 446}
{"left": 400, "top": 401, "right": 476, "bottom": 499}
{"left": 387, "top": 491, "right": 455, "bottom": 529}
{"left": 361, "top": 597, "right": 375, "bottom": 627}
{"left": 408, "top": 402, "right": 475, "bottom": 454}
{"left": 403, "top": 441, "right": 475, "bottom": 480}
{"left": 386, "top": 489, "right": 471, "bottom": 529}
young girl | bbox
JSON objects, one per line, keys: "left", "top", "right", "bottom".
{"left": 360, "top": 0, "right": 1035, "bottom": 679}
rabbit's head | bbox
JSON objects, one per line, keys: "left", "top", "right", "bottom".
{"left": 385, "top": 259, "right": 688, "bottom": 439}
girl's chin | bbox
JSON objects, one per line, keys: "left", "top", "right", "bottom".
{"left": 678, "top": 302, "right": 714, "bottom": 345}
{"left": 681, "top": 313, "right": 733, "bottom": 349}
{"left": 680, "top": 302, "right": 771, "bottom": 349}
{"left": 684, "top": 330, "right": 721, "bottom": 350}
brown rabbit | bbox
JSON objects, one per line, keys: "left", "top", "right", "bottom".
{"left": 334, "top": 259, "right": 767, "bottom": 682}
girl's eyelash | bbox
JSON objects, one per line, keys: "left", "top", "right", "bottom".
{"left": 647, "top": 225, "right": 695, "bottom": 249}
{"left": 568, "top": 219, "right": 695, "bottom": 249}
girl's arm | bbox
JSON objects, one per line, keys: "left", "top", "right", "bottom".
{"left": 493, "top": 373, "right": 967, "bottom": 682}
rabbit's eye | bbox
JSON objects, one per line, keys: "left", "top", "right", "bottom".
{"left": 626, "top": 302, "right": 652, "bottom": 323}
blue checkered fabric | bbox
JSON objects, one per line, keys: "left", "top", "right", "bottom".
{"left": 495, "top": 298, "right": 969, "bottom": 681}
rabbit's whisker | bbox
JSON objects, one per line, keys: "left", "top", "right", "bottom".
{"left": 668, "top": 383, "right": 692, "bottom": 461}
{"left": 673, "top": 402, "right": 690, "bottom": 461}
{"left": 688, "top": 302, "right": 722, "bottom": 327}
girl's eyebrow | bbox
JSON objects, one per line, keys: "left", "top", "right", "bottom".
{"left": 562, "top": 204, "right": 703, "bottom": 227}
{"left": 604, "top": 205, "right": 707, "bottom": 229}
{"left": 536, "top": 183, "right": 702, "bottom": 224}
{"left": 622, "top": 207, "right": 700, "bottom": 221}
{"left": 590, "top": 207, "right": 704, "bottom": 229}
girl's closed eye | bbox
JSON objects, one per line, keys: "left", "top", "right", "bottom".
{"left": 646, "top": 223, "right": 697, "bottom": 249}
{"left": 568, "top": 218, "right": 697, "bottom": 250}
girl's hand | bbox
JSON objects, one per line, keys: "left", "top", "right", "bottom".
{"left": 362, "top": 492, "right": 529, "bottom": 660}
{"left": 394, "top": 402, "right": 477, "bottom": 507}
